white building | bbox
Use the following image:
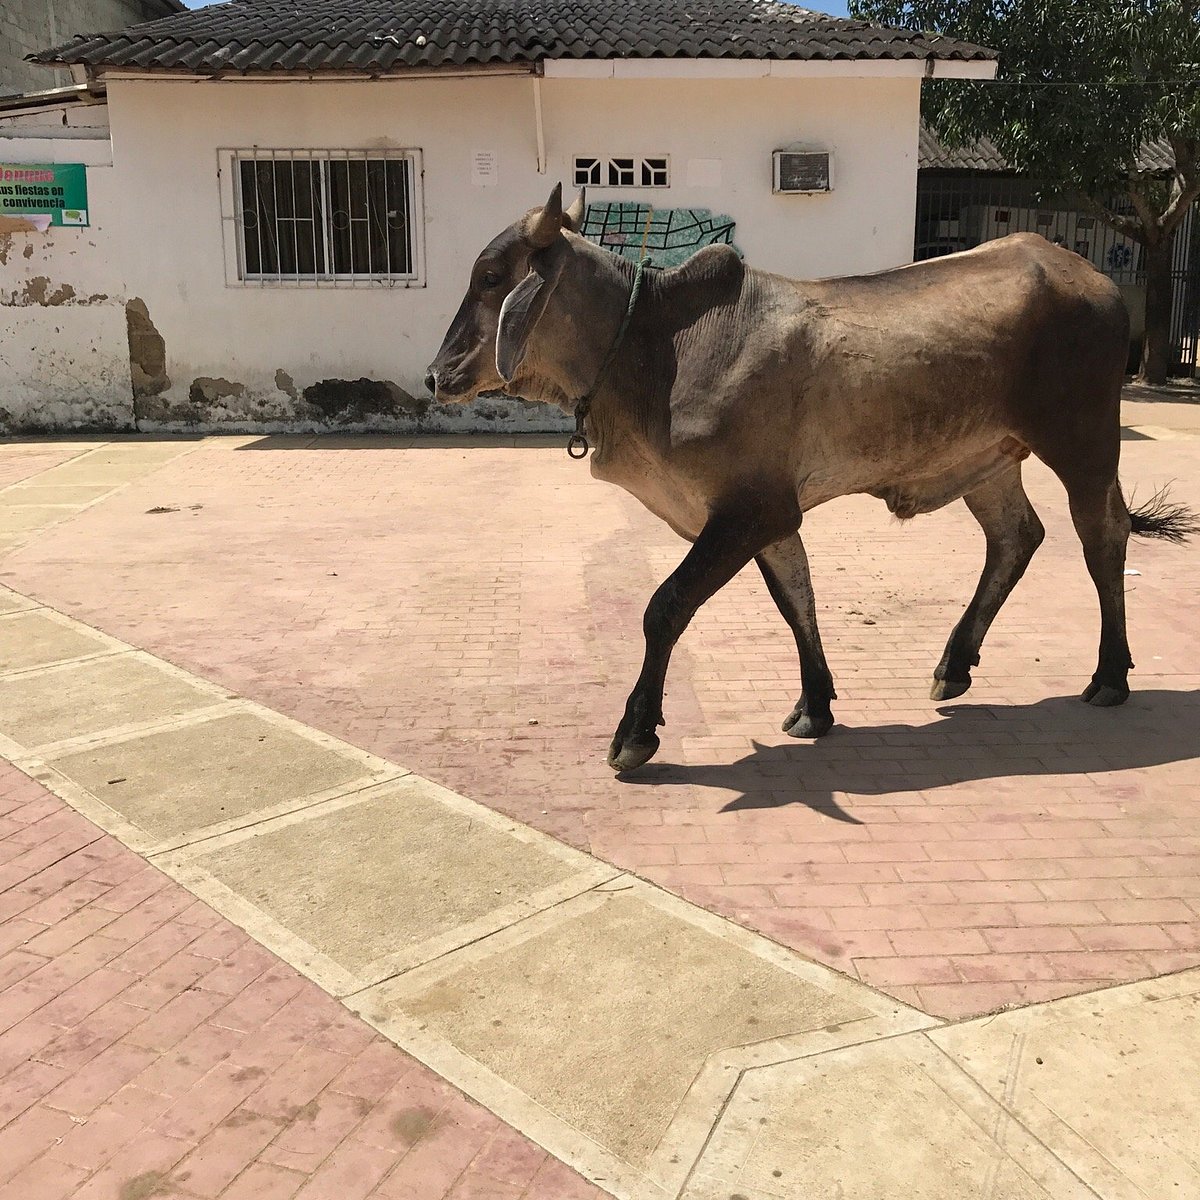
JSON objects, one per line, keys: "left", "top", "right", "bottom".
{"left": 0, "top": 1, "right": 995, "bottom": 433}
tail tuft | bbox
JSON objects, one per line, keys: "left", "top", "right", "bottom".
{"left": 1128, "top": 485, "right": 1200, "bottom": 544}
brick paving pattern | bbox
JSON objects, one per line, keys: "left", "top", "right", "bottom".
{"left": 4, "top": 431, "right": 1199, "bottom": 1018}
{"left": 0, "top": 759, "right": 608, "bottom": 1200}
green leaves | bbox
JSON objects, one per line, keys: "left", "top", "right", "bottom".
{"left": 852, "top": 0, "right": 1200, "bottom": 229}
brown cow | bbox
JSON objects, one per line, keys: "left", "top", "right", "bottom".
{"left": 427, "top": 184, "right": 1195, "bottom": 772}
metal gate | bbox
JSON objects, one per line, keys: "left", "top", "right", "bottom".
{"left": 916, "top": 171, "right": 1199, "bottom": 377}
{"left": 1170, "top": 203, "right": 1199, "bottom": 375}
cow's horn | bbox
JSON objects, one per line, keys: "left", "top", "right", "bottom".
{"left": 564, "top": 188, "right": 586, "bottom": 232}
{"left": 527, "top": 183, "right": 563, "bottom": 248}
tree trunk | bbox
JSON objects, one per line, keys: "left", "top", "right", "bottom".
{"left": 1139, "top": 233, "right": 1176, "bottom": 386}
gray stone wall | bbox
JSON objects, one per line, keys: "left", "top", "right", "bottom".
{"left": 1, "top": 0, "right": 169, "bottom": 97}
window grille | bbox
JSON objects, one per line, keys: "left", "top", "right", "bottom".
{"left": 219, "top": 149, "right": 425, "bottom": 287}
{"left": 573, "top": 156, "right": 670, "bottom": 189}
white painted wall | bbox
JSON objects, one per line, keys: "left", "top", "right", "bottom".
{"left": 2, "top": 71, "right": 921, "bottom": 432}
{"left": 0, "top": 119, "right": 134, "bottom": 431}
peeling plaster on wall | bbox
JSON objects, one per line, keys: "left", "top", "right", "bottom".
{"left": 302, "top": 377, "right": 429, "bottom": 423}
{"left": 126, "top": 298, "right": 171, "bottom": 413}
{"left": 2, "top": 277, "right": 111, "bottom": 307}
{"left": 131, "top": 361, "right": 569, "bottom": 431}
{"left": 274, "top": 369, "right": 299, "bottom": 402}
{"left": 190, "top": 376, "right": 247, "bottom": 407}
{"left": 135, "top": 387, "right": 571, "bottom": 434}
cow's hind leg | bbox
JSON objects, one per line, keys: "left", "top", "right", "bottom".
{"left": 757, "top": 533, "right": 837, "bottom": 737}
{"left": 608, "top": 511, "right": 775, "bottom": 773}
{"left": 932, "top": 464, "right": 1045, "bottom": 700}
{"left": 1066, "top": 478, "right": 1134, "bottom": 705}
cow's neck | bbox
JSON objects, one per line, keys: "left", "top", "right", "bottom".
{"left": 511, "top": 241, "right": 644, "bottom": 411}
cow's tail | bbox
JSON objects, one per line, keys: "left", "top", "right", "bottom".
{"left": 1125, "top": 484, "right": 1200, "bottom": 544}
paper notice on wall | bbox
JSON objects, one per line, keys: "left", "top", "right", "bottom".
{"left": 471, "top": 150, "right": 498, "bottom": 187}
{"left": 686, "top": 159, "right": 722, "bottom": 188}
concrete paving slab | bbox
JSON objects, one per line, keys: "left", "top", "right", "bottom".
{"left": 0, "top": 504, "right": 80, "bottom": 534}
{"left": 353, "top": 882, "right": 930, "bottom": 1198}
{"left": 685, "top": 1032, "right": 1095, "bottom": 1200}
{"left": 31, "top": 458, "right": 171, "bottom": 485}
{"left": 2, "top": 483, "right": 114, "bottom": 504}
{"left": 931, "top": 969, "right": 1200, "bottom": 1200}
{"left": 42, "top": 709, "right": 387, "bottom": 850}
{"left": 157, "top": 775, "right": 616, "bottom": 994}
{"left": 0, "top": 652, "right": 223, "bottom": 750}
{"left": 23, "top": 445, "right": 193, "bottom": 487}
{"left": 0, "top": 586, "right": 38, "bottom": 614}
{"left": 0, "top": 609, "right": 114, "bottom": 674}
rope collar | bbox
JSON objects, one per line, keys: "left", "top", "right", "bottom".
{"left": 567, "top": 254, "right": 650, "bottom": 460}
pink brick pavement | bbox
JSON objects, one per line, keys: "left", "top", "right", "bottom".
{"left": 3, "top": 429, "right": 1200, "bottom": 1019}
{"left": 0, "top": 759, "right": 607, "bottom": 1200}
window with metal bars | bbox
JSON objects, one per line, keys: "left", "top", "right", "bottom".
{"left": 233, "top": 151, "right": 420, "bottom": 283}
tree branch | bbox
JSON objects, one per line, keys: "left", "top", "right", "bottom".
{"left": 1162, "top": 176, "right": 1200, "bottom": 238}
{"left": 1163, "top": 135, "right": 1200, "bottom": 236}
{"left": 1080, "top": 195, "right": 1146, "bottom": 243}
{"left": 1125, "top": 183, "right": 1163, "bottom": 243}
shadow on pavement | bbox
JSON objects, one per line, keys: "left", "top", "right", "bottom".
{"left": 619, "top": 690, "right": 1200, "bottom": 824}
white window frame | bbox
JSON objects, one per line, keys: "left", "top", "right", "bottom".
{"left": 573, "top": 155, "right": 671, "bottom": 189}
{"left": 217, "top": 148, "right": 426, "bottom": 288}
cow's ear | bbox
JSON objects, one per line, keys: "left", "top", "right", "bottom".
{"left": 496, "top": 244, "right": 565, "bottom": 383}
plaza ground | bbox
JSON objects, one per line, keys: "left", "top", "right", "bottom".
{"left": 1, "top": 391, "right": 1198, "bottom": 1198}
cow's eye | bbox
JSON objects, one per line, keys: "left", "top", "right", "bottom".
{"left": 480, "top": 270, "right": 502, "bottom": 290}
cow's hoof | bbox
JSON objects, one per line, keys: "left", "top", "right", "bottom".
{"left": 1081, "top": 681, "right": 1130, "bottom": 707}
{"left": 931, "top": 676, "right": 971, "bottom": 701}
{"left": 783, "top": 710, "right": 834, "bottom": 739}
{"left": 608, "top": 732, "right": 660, "bottom": 773}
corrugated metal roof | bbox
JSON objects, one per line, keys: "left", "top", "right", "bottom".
{"left": 29, "top": 0, "right": 997, "bottom": 74}
{"left": 919, "top": 123, "right": 1177, "bottom": 175}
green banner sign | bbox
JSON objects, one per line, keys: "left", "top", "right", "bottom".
{"left": 0, "top": 162, "right": 89, "bottom": 227}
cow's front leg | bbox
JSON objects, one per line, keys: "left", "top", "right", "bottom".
{"left": 608, "top": 512, "right": 773, "bottom": 773}
{"left": 757, "top": 532, "right": 837, "bottom": 738}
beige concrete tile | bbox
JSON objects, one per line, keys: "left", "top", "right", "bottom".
{"left": 685, "top": 1033, "right": 1093, "bottom": 1200}
{"left": 0, "top": 505, "right": 80, "bottom": 534}
{"left": 0, "top": 588, "right": 37, "bottom": 615}
{"left": 1126, "top": 424, "right": 1200, "bottom": 441}
{"left": 2, "top": 484, "right": 113, "bottom": 504}
{"left": 32, "top": 460, "right": 159, "bottom": 485}
{"left": 30, "top": 446, "right": 189, "bottom": 486}
{"left": 0, "top": 610, "right": 112, "bottom": 674}
{"left": 0, "top": 654, "right": 221, "bottom": 750}
{"left": 354, "top": 885, "right": 883, "bottom": 1190}
{"left": 44, "top": 710, "right": 377, "bottom": 846}
{"left": 160, "top": 776, "right": 613, "bottom": 993}
{"left": 931, "top": 970, "right": 1200, "bottom": 1200}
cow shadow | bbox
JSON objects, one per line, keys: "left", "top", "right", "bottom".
{"left": 619, "top": 689, "right": 1200, "bottom": 824}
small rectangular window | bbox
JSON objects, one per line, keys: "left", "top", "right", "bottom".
{"left": 572, "top": 155, "right": 670, "bottom": 189}
{"left": 574, "top": 157, "right": 602, "bottom": 186}
{"left": 641, "top": 157, "right": 669, "bottom": 187}
{"left": 230, "top": 149, "right": 422, "bottom": 285}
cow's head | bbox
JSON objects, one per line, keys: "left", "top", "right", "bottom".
{"left": 425, "top": 183, "right": 586, "bottom": 404}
